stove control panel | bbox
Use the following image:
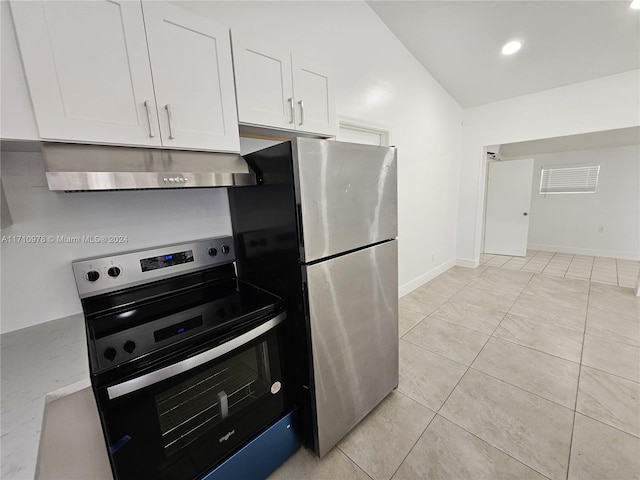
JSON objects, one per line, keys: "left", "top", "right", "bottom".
{"left": 73, "top": 236, "right": 235, "bottom": 298}
{"left": 92, "top": 296, "right": 244, "bottom": 371}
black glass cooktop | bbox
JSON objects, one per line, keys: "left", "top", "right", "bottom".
{"left": 81, "top": 265, "right": 282, "bottom": 377}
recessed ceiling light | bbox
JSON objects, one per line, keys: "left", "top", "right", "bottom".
{"left": 631, "top": 0, "right": 640, "bottom": 9}
{"left": 502, "top": 41, "right": 522, "bottom": 55}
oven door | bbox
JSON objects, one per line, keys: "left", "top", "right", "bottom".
{"left": 95, "top": 312, "right": 290, "bottom": 480}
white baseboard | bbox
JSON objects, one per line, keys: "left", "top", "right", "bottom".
{"left": 528, "top": 243, "right": 640, "bottom": 261}
{"left": 455, "top": 257, "right": 479, "bottom": 268}
{"left": 399, "top": 259, "right": 455, "bottom": 297}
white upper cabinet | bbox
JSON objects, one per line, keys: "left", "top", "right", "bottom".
{"left": 9, "top": 0, "right": 161, "bottom": 146}
{"left": 232, "top": 36, "right": 295, "bottom": 130}
{"left": 291, "top": 55, "right": 336, "bottom": 137}
{"left": 232, "top": 32, "right": 337, "bottom": 137}
{"left": 9, "top": 1, "right": 240, "bottom": 152}
{"left": 142, "top": 2, "right": 239, "bottom": 152}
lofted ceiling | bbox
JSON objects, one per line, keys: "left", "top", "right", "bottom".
{"left": 367, "top": 1, "right": 640, "bottom": 108}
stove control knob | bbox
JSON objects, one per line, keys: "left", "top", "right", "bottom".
{"left": 86, "top": 270, "right": 100, "bottom": 282}
{"left": 107, "top": 266, "right": 121, "bottom": 278}
{"left": 221, "top": 245, "right": 230, "bottom": 254}
{"left": 208, "top": 248, "right": 218, "bottom": 256}
{"left": 103, "top": 347, "right": 117, "bottom": 362}
{"left": 123, "top": 340, "right": 136, "bottom": 354}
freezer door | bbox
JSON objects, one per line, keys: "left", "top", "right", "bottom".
{"left": 293, "top": 138, "right": 397, "bottom": 263}
{"left": 305, "top": 240, "right": 398, "bottom": 456}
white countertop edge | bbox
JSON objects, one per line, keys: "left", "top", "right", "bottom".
{"left": 36, "top": 378, "right": 97, "bottom": 480}
{"left": 43, "top": 378, "right": 92, "bottom": 404}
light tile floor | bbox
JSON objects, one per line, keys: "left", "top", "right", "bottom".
{"left": 480, "top": 250, "right": 640, "bottom": 288}
{"left": 269, "top": 265, "right": 640, "bottom": 480}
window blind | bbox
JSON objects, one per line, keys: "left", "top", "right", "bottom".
{"left": 539, "top": 165, "right": 600, "bottom": 194}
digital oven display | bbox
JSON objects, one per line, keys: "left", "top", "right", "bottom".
{"left": 140, "top": 250, "right": 194, "bottom": 272}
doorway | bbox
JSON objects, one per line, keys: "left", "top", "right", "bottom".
{"left": 479, "top": 127, "right": 640, "bottom": 289}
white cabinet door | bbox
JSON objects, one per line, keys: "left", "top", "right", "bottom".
{"left": 292, "top": 56, "right": 337, "bottom": 137}
{"left": 232, "top": 34, "right": 295, "bottom": 129}
{"left": 9, "top": 0, "right": 160, "bottom": 146}
{"left": 142, "top": 2, "right": 240, "bottom": 152}
{"left": 231, "top": 33, "right": 336, "bottom": 137}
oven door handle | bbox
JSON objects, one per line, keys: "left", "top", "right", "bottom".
{"left": 106, "top": 312, "right": 286, "bottom": 400}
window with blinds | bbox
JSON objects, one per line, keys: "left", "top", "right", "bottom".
{"left": 539, "top": 165, "right": 600, "bottom": 194}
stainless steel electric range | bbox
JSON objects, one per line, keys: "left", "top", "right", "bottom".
{"left": 73, "top": 236, "right": 298, "bottom": 480}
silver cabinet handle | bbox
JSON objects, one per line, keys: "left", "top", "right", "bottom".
{"left": 298, "top": 100, "right": 304, "bottom": 126}
{"left": 144, "top": 100, "right": 155, "bottom": 138}
{"left": 106, "top": 312, "right": 285, "bottom": 400}
{"left": 165, "top": 104, "right": 175, "bottom": 139}
{"left": 288, "top": 97, "right": 295, "bottom": 124}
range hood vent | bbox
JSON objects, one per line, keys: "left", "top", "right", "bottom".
{"left": 42, "top": 143, "right": 257, "bottom": 192}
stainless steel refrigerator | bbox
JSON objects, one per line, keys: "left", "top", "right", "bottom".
{"left": 229, "top": 138, "right": 398, "bottom": 457}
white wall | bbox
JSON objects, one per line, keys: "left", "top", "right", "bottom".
{"left": 524, "top": 145, "right": 640, "bottom": 260}
{"left": 456, "top": 70, "right": 640, "bottom": 267}
{"left": 0, "top": 1, "right": 463, "bottom": 332}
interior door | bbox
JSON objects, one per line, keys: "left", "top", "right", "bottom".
{"left": 232, "top": 33, "right": 295, "bottom": 129}
{"left": 10, "top": 0, "right": 160, "bottom": 146}
{"left": 291, "top": 55, "right": 337, "bottom": 136}
{"left": 304, "top": 240, "right": 398, "bottom": 457}
{"left": 484, "top": 158, "right": 535, "bottom": 256}
{"left": 142, "top": 2, "right": 240, "bottom": 152}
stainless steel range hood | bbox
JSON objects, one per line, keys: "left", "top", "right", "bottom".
{"left": 42, "top": 143, "right": 257, "bottom": 191}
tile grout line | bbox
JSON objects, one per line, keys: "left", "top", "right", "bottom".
{"left": 428, "top": 276, "right": 514, "bottom": 428}
{"left": 335, "top": 444, "right": 375, "bottom": 480}
{"left": 479, "top": 274, "right": 585, "bottom": 409}
{"left": 335, "top": 444, "right": 376, "bottom": 480}
{"left": 417, "top": 308, "right": 503, "bottom": 337}
{"left": 427, "top": 414, "right": 553, "bottom": 480}
{"left": 393, "top": 268, "right": 497, "bottom": 478}
{"left": 389, "top": 325, "right": 496, "bottom": 480}
{"left": 573, "top": 410, "right": 640, "bottom": 441}
{"left": 580, "top": 331, "right": 640, "bottom": 353}
{"left": 386, "top": 391, "right": 438, "bottom": 480}
{"left": 490, "top": 326, "right": 584, "bottom": 362}
{"left": 564, "top": 278, "right": 591, "bottom": 480}
{"left": 402, "top": 268, "right": 532, "bottom": 367}
{"left": 398, "top": 337, "right": 471, "bottom": 370}
{"left": 397, "top": 260, "right": 636, "bottom": 480}
{"left": 498, "top": 252, "right": 638, "bottom": 288}
{"left": 579, "top": 362, "right": 640, "bottom": 386}
{"left": 465, "top": 364, "right": 577, "bottom": 411}
{"left": 400, "top": 278, "right": 475, "bottom": 339}
{"left": 495, "top": 270, "right": 579, "bottom": 479}
{"left": 444, "top": 270, "right": 574, "bottom": 477}
{"left": 426, "top": 307, "right": 506, "bottom": 336}
{"left": 406, "top": 276, "right": 555, "bottom": 480}
{"left": 428, "top": 256, "right": 638, "bottom": 476}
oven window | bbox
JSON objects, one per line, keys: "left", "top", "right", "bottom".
{"left": 155, "top": 342, "right": 271, "bottom": 457}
